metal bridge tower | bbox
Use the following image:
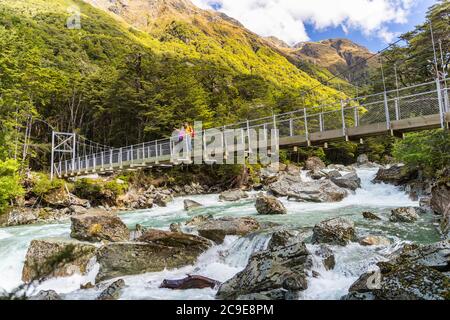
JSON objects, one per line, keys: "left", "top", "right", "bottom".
{"left": 50, "top": 131, "right": 76, "bottom": 180}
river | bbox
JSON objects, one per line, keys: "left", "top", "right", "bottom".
{"left": 0, "top": 168, "right": 441, "bottom": 300}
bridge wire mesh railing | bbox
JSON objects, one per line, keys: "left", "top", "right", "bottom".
{"left": 58, "top": 79, "right": 449, "bottom": 176}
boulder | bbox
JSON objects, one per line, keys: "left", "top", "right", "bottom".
{"left": 314, "top": 245, "right": 336, "bottom": 270}
{"left": 219, "top": 190, "right": 249, "bottom": 202}
{"left": 137, "top": 229, "right": 211, "bottom": 252}
{"left": 42, "top": 188, "right": 89, "bottom": 209}
{"left": 183, "top": 199, "right": 203, "bottom": 211}
{"left": 325, "top": 170, "right": 342, "bottom": 179}
{"left": 169, "top": 223, "right": 182, "bottom": 233}
{"left": 387, "top": 241, "right": 449, "bottom": 272}
{"left": 70, "top": 213, "right": 130, "bottom": 242}
{"left": 373, "top": 165, "right": 416, "bottom": 186}
{"left": 362, "top": 211, "right": 382, "bottom": 220}
{"left": 430, "top": 183, "right": 450, "bottom": 237}
{"left": 312, "top": 217, "right": 356, "bottom": 246}
{"left": 185, "top": 214, "right": 213, "bottom": 227}
{"left": 375, "top": 263, "right": 449, "bottom": 300}
{"left": 341, "top": 292, "right": 376, "bottom": 300}
{"left": 331, "top": 172, "right": 361, "bottom": 191}
{"left": 359, "top": 236, "right": 391, "bottom": 246}
{"left": 198, "top": 217, "right": 261, "bottom": 244}
{"left": 285, "top": 164, "right": 300, "bottom": 175}
{"left": 389, "top": 207, "right": 419, "bottom": 223}
{"left": 237, "top": 289, "right": 299, "bottom": 300}
{"left": 130, "top": 224, "right": 145, "bottom": 240}
{"left": 96, "top": 279, "right": 125, "bottom": 300}
{"left": 269, "top": 176, "right": 347, "bottom": 203}
{"left": 96, "top": 238, "right": 210, "bottom": 282}
{"left": 307, "top": 170, "right": 327, "bottom": 180}
{"left": 348, "top": 271, "right": 381, "bottom": 293}
{"left": 304, "top": 157, "right": 326, "bottom": 171}
{"left": 260, "top": 164, "right": 281, "bottom": 179}
{"left": 327, "top": 164, "right": 346, "bottom": 171}
{"left": 6, "top": 208, "right": 39, "bottom": 226}
{"left": 345, "top": 241, "right": 450, "bottom": 300}
{"left": 29, "top": 290, "right": 62, "bottom": 301}
{"left": 267, "top": 228, "right": 311, "bottom": 251}
{"left": 255, "top": 195, "right": 287, "bottom": 215}
{"left": 160, "top": 275, "right": 221, "bottom": 290}
{"left": 357, "top": 154, "right": 369, "bottom": 165}
{"left": 69, "top": 205, "right": 88, "bottom": 215}
{"left": 22, "top": 239, "right": 97, "bottom": 283}
{"left": 153, "top": 193, "right": 173, "bottom": 207}
{"left": 216, "top": 242, "right": 311, "bottom": 300}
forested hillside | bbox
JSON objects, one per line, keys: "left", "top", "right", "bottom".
{"left": 0, "top": 0, "right": 343, "bottom": 156}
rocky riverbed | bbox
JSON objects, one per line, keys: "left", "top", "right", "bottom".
{"left": 0, "top": 159, "right": 448, "bottom": 300}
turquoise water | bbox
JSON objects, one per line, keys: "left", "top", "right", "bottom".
{"left": 0, "top": 168, "right": 441, "bottom": 299}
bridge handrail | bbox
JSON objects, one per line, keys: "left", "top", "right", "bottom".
{"left": 58, "top": 78, "right": 450, "bottom": 174}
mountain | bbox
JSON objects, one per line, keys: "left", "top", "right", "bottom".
{"left": 290, "top": 38, "right": 379, "bottom": 84}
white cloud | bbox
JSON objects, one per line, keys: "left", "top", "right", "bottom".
{"left": 191, "top": 0, "right": 417, "bottom": 45}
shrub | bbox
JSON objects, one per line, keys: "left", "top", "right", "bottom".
{"left": 0, "top": 159, "right": 24, "bottom": 214}
{"left": 73, "top": 178, "right": 128, "bottom": 206}
{"left": 393, "top": 129, "right": 450, "bottom": 177}
{"left": 104, "top": 180, "right": 128, "bottom": 197}
{"left": 31, "top": 173, "right": 65, "bottom": 197}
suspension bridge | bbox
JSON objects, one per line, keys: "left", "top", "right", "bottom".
{"left": 50, "top": 78, "right": 449, "bottom": 179}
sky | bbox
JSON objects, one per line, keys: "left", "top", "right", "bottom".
{"left": 191, "top": 0, "right": 437, "bottom": 52}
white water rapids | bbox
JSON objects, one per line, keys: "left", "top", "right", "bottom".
{"left": 0, "top": 168, "right": 441, "bottom": 299}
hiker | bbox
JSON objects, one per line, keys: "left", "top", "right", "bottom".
{"left": 178, "top": 125, "right": 185, "bottom": 143}
{"left": 184, "top": 122, "right": 193, "bottom": 151}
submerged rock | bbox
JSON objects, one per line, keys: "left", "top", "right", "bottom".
{"left": 70, "top": 213, "right": 130, "bottom": 242}
{"left": 219, "top": 190, "right": 249, "bottom": 202}
{"left": 198, "top": 217, "right": 261, "bottom": 244}
{"left": 183, "top": 199, "right": 203, "bottom": 211}
{"left": 160, "top": 275, "right": 221, "bottom": 290}
{"left": 216, "top": 242, "right": 311, "bottom": 300}
{"left": 362, "top": 211, "right": 382, "bottom": 220}
{"left": 22, "top": 239, "right": 97, "bottom": 283}
{"left": 255, "top": 195, "right": 287, "bottom": 215}
{"left": 269, "top": 177, "right": 347, "bottom": 203}
{"left": 96, "top": 279, "right": 125, "bottom": 300}
{"left": 389, "top": 207, "right": 419, "bottom": 223}
{"left": 312, "top": 217, "right": 356, "bottom": 246}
